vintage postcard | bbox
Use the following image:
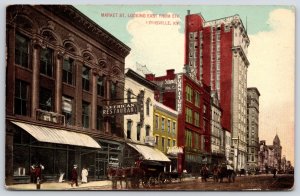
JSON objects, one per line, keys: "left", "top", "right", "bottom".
{"left": 4, "top": 4, "right": 295, "bottom": 191}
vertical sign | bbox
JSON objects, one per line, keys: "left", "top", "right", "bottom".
{"left": 176, "top": 74, "right": 183, "bottom": 114}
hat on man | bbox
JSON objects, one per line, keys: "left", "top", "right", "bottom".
{"left": 73, "top": 164, "right": 78, "bottom": 168}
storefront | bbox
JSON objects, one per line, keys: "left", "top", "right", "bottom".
{"left": 7, "top": 121, "right": 101, "bottom": 184}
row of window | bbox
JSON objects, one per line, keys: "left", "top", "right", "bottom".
{"left": 15, "top": 33, "right": 115, "bottom": 98}
{"left": 185, "top": 130, "right": 205, "bottom": 150}
{"left": 154, "top": 115, "right": 176, "bottom": 134}
{"left": 126, "top": 120, "right": 150, "bottom": 141}
{"left": 15, "top": 80, "right": 107, "bottom": 130}
{"left": 155, "top": 135, "right": 176, "bottom": 150}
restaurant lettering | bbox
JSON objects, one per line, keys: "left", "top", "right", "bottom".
{"left": 103, "top": 103, "right": 138, "bottom": 115}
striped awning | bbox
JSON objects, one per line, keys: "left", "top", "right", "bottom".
{"left": 11, "top": 121, "right": 101, "bottom": 149}
{"left": 127, "top": 143, "right": 170, "bottom": 162}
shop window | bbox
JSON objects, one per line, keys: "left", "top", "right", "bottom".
{"left": 40, "top": 47, "right": 53, "bottom": 77}
{"left": 15, "top": 80, "right": 29, "bottom": 116}
{"left": 15, "top": 33, "right": 30, "bottom": 68}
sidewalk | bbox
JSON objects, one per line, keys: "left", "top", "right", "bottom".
{"left": 5, "top": 180, "right": 112, "bottom": 190}
{"left": 5, "top": 176, "right": 196, "bottom": 190}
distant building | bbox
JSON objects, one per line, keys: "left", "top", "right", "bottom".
{"left": 211, "top": 92, "right": 225, "bottom": 164}
{"left": 246, "top": 87, "right": 260, "bottom": 170}
{"left": 258, "top": 135, "right": 282, "bottom": 173}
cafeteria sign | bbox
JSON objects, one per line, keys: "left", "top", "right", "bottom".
{"left": 103, "top": 103, "right": 138, "bottom": 115}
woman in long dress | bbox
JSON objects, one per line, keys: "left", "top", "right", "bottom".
{"left": 81, "top": 167, "right": 88, "bottom": 183}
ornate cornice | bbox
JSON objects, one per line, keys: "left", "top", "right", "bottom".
{"left": 43, "top": 5, "right": 131, "bottom": 58}
{"left": 232, "top": 46, "right": 250, "bottom": 67}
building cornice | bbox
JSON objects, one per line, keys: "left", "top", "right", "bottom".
{"left": 43, "top": 5, "right": 131, "bottom": 58}
{"left": 232, "top": 46, "right": 250, "bottom": 67}
{"left": 125, "top": 68, "right": 158, "bottom": 91}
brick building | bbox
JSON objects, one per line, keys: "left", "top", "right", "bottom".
{"left": 184, "top": 11, "right": 250, "bottom": 171}
{"left": 6, "top": 5, "right": 130, "bottom": 184}
{"left": 146, "top": 69, "right": 211, "bottom": 174}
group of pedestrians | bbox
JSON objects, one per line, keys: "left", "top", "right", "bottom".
{"left": 70, "top": 164, "right": 89, "bottom": 187}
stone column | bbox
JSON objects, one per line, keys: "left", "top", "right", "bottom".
{"left": 54, "top": 49, "right": 64, "bottom": 115}
{"left": 6, "top": 23, "right": 15, "bottom": 116}
{"left": 31, "top": 38, "right": 42, "bottom": 120}
{"left": 91, "top": 68, "right": 98, "bottom": 130}
{"left": 75, "top": 60, "right": 83, "bottom": 127}
{"left": 105, "top": 79, "right": 111, "bottom": 133}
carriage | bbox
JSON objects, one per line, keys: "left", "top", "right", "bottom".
{"left": 107, "top": 160, "right": 181, "bottom": 189}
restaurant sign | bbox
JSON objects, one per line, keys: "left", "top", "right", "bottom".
{"left": 103, "top": 103, "right": 138, "bottom": 115}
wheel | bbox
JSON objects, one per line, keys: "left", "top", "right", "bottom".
{"left": 142, "top": 177, "right": 149, "bottom": 188}
{"left": 149, "top": 177, "right": 156, "bottom": 186}
{"left": 158, "top": 172, "right": 165, "bottom": 184}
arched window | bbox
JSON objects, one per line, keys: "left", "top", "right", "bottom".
{"left": 146, "top": 98, "right": 151, "bottom": 116}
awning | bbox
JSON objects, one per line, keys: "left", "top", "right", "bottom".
{"left": 127, "top": 143, "right": 170, "bottom": 162}
{"left": 11, "top": 121, "right": 101, "bottom": 149}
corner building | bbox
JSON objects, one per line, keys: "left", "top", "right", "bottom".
{"left": 185, "top": 11, "right": 250, "bottom": 171}
{"left": 6, "top": 5, "right": 130, "bottom": 184}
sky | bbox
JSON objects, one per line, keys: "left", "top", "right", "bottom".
{"left": 75, "top": 5, "right": 295, "bottom": 165}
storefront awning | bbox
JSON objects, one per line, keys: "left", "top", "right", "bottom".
{"left": 11, "top": 121, "right": 101, "bottom": 149}
{"left": 127, "top": 143, "right": 170, "bottom": 162}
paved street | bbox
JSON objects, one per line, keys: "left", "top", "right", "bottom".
{"left": 71, "top": 174, "right": 294, "bottom": 191}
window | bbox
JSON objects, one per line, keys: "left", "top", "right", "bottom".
{"left": 15, "top": 80, "right": 29, "bottom": 116}
{"left": 185, "top": 130, "right": 192, "bottom": 147}
{"left": 195, "top": 133, "right": 199, "bottom": 149}
{"left": 97, "top": 76, "right": 105, "bottom": 97}
{"left": 96, "top": 106, "right": 104, "bottom": 131}
{"left": 161, "top": 117, "right": 165, "bottom": 131}
{"left": 63, "top": 58, "right": 74, "bottom": 85}
{"left": 15, "top": 33, "right": 29, "bottom": 68}
{"left": 110, "top": 81, "right": 117, "bottom": 99}
{"left": 146, "top": 125, "right": 150, "bottom": 136}
{"left": 39, "top": 88, "right": 52, "bottom": 111}
{"left": 186, "top": 85, "right": 193, "bottom": 102}
{"left": 167, "top": 120, "right": 171, "bottom": 133}
{"left": 162, "top": 137, "right": 165, "bottom": 150}
{"left": 172, "top": 122, "right": 176, "bottom": 134}
{"left": 40, "top": 48, "right": 53, "bottom": 77}
{"left": 155, "top": 136, "right": 159, "bottom": 145}
{"left": 195, "top": 92, "right": 200, "bottom": 107}
{"left": 82, "top": 66, "right": 90, "bottom": 91}
{"left": 185, "top": 107, "right": 193, "bottom": 123}
{"left": 146, "top": 98, "right": 151, "bottom": 116}
{"left": 155, "top": 115, "right": 159, "bottom": 130}
{"left": 137, "top": 123, "right": 141, "bottom": 141}
{"left": 127, "top": 89, "right": 132, "bottom": 103}
{"left": 82, "top": 102, "right": 90, "bottom": 128}
{"left": 62, "top": 96, "right": 73, "bottom": 125}
{"left": 173, "top": 140, "right": 176, "bottom": 147}
{"left": 127, "top": 120, "right": 132, "bottom": 139}
{"left": 203, "top": 105, "right": 207, "bottom": 114}
{"left": 194, "top": 112, "right": 200, "bottom": 127}
{"left": 168, "top": 138, "right": 171, "bottom": 147}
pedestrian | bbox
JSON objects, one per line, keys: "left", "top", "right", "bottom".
{"left": 30, "top": 164, "right": 36, "bottom": 183}
{"left": 212, "top": 165, "right": 219, "bottom": 182}
{"left": 35, "top": 163, "right": 44, "bottom": 183}
{"left": 81, "top": 166, "right": 88, "bottom": 184}
{"left": 71, "top": 164, "right": 78, "bottom": 187}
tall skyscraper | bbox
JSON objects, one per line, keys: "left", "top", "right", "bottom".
{"left": 185, "top": 11, "right": 250, "bottom": 170}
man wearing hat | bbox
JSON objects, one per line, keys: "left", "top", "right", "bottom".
{"left": 71, "top": 164, "right": 78, "bottom": 187}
